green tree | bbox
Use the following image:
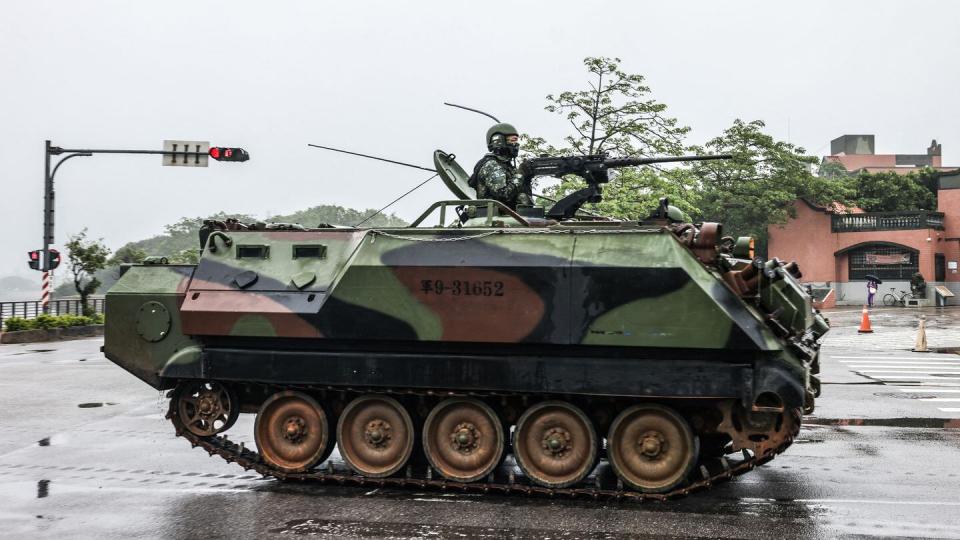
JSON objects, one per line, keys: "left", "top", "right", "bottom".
{"left": 523, "top": 57, "right": 693, "bottom": 218}
{"left": 817, "top": 159, "right": 850, "bottom": 178}
{"left": 845, "top": 170, "right": 937, "bottom": 212}
{"left": 108, "top": 245, "right": 147, "bottom": 265}
{"left": 65, "top": 229, "right": 111, "bottom": 315}
{"left": 688, "top": 119, "right": 851, "bottom": 254}
{"left": 169, "top": 248, "right": 201, "bottom": 264}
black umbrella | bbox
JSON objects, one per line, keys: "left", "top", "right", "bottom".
{"left": 865, "top": 274, "right": 883, "bottom": 284}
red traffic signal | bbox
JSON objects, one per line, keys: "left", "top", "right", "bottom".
{"left": 28, "top": 250, "right": 40, "bottom": 270}
{"left": 28, "top": 249, "right": 60, "bottom": 271}
{"left": 209, "top": 147, "right": 250, "bottom": 162}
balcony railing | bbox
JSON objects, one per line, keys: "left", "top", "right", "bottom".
{"left": 831, "top": 211, "right": 945, "bottom": 233}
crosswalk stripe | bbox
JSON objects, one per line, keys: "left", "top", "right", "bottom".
{"left": 897, "top": 388, "right": 960, "bottom": 393}
{"left": 856, "top": 373, "right": 960, "bottom": 378}
{"left": 840, "top": 358, "right": 960, "bottom": 366}
{"left": 857, "top": 372, "right": 960, "bottom": 376}
{"left": 830, "top": 353, "right": 956, "bottom": 360}
{"left": 938, "top": 408, "right": 960, "bottom": 412}
{"left": 868, "top": 376, "right": 960, "bottom": 380}
{"left": 847, "top": 366, "right": 960, "bottom": 373}
{"left": 920, "top": 398, "right": 960, "bottom": 402}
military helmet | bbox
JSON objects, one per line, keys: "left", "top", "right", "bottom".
{"left": 666, "top": 205, "right": 690, "bottom": 223}
{"left": 486, "top": 122, "right": 520, "bottom": 158}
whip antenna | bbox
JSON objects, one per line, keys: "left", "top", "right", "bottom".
{"left": 308, "top": 144, "right": 436, "bottom": 173}
{"left": 353, "top": 174, "right": 438, "bottom": 227}
{"left": 443, "top": 102, "right": 500, "bottom": 123}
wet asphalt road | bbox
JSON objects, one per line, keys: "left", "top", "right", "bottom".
{"left": 2, "top": 307, "right": 960, "bottom": 539}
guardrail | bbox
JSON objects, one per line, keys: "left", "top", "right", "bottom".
{"left": 0, "top": 298, "right": 105, "bottom": 329}
{"left": 831, "top": 211, "right": 945, "bottom": 233}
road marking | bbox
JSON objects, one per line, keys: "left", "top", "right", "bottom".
{"left": 898, "top": 388, "right": 960, "bottom": 393}
{"left": 793, "top": 498, "right": 960, "bottom": 507}
{"left": 840, "top": 361, "right": 960, "bottom": 365}
{"left": 938, "top": 408, "right": 960, "bottom": 412}
{"left": 832, "top": 356, "right": 958, "bottom": 360}
{"left": 853, "top": 373, "right": 960, "bottom": 378}
{"left": 838, "top": 361, "right": 960, "bottom": 365}
{"left": 847, "top": 366, "right": 960, "bottom": 373}
{"left": 920, "top": 398, "right": 960, "bottom": 402}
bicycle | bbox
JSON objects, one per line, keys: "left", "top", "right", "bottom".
{"left": 881, "top": 288, "right": 912, "bottom": 307}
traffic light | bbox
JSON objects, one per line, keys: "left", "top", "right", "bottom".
{"left": 47, "top": 248, "right": 61, "bottom": 270}
{"left": 209, "top": 147, "right": 250, "bottom": 162}
{"left": 28, "top": 250, "right": 40, "bottom": 270}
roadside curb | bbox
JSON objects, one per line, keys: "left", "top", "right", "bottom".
{"left": 0, "top": 324, "right": 104, "bottom": 344}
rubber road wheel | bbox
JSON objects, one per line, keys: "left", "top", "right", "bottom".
{"left": 606, "top": 403, "right": 698, "bottom": 493}
{"left": 254, "top": 391, "right": 331, "bottom": 473}
{"left": 337, "top": 395, "right": 414, "bottom": 478}
{"left": 423, "top": 398, "right": 504, "bottom": 482}
{"left": 513, "top": 401, "right": 597, "bottom": 488}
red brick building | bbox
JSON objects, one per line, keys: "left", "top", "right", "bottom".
{"left": 823, "top": 134, "right": 954, "bottom": 174}
{"left": 769, "top": 137, "right": 960, "bottom": 306}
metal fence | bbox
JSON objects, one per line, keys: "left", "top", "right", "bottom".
{"left": 832, "top": 211, "right": 945, "bottom": 233}
{"left": 0, "top": 298, "right": 105, "bottom": 329}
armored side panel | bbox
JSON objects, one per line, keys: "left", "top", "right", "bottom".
{"left": 103, "top": 265, "right": 199, "bottom": 389}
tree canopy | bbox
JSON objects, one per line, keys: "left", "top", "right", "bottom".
{"left": 64, "top": 229, "right": 111, "bottom": 315}
{"left": 688, "top": 119, "right": 850, "bottom": 245}
{"left": 525, "top": 57, "right": 855, "bottom": 241}
{"left": 841, "top": 169, "right": 938, "bottom": 212}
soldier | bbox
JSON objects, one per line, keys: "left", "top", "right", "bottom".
{"left": 468, "top": 123, "right": 533, "bottom": 209}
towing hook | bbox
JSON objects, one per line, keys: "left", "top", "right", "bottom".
{"left": 208, "top": 231, "right": 233, "bottom": 253}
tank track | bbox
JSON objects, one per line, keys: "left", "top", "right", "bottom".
{"left": 166, "top": 389, "right": 802, "bottom": 502}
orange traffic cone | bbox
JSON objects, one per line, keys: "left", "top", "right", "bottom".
{"left": 858, "top": 305, "right": 873, "bottom": 334}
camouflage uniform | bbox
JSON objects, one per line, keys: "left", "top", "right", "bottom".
{"left": 473, "top": 154, "right": 533, "bottom": 209}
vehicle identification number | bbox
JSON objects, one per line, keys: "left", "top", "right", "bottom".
{"left": 420, "top": 279, "right": 504, "bottom": 297}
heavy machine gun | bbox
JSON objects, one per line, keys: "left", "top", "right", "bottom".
{"left": 523, "top": 153, "right": 732, "bottom": 220}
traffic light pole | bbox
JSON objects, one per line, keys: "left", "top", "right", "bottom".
{"left": 41, "top": 141, "right": 214, "bottom": 269}
{"left": 39, "top": 140, "right": 232, "bottom": 312}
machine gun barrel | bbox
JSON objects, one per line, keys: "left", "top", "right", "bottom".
{"left": 602, "top": 154, "right": 733, "bottom": 168}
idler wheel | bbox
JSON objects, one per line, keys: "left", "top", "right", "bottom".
{"left": 174, "top": 380, "right": 239, "bottom": 437}
{"left": 513, "top": 401, "right": 597, "bottom": 488}
{"left": 423, "top": 398, "right": 504, "bottom": 482}
{"left": 254, "top": 391, "right": 330, "bottom": 473}
{"left": 607, "top": 403, "right": 698, "bottom": 493}
{"left": 337, "top": 395, "right": 414, "bottom": 478}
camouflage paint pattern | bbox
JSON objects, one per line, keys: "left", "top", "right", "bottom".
{"left": 104, "top": 216, "right": 823, "bottom": 394}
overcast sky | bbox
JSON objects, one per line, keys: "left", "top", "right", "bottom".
{"left": 2, "top": 0, "right": 958, "bottom": 286}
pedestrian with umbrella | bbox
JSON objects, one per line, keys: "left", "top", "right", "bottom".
{"left": 866, "top": 274, "right": 882, "bottom": 307}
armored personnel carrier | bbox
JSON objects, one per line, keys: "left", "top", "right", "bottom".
{"left": 103, "top": 150, "right": 828, "bottom": 500}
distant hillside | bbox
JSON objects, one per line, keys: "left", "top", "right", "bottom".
{"left": 0, "top": 275, "right": 35, "bottom": 292}
{"left": 125, "top": 205, "right": 406, "bottom": 261}
{"left": 53, "top": 205, "right": 407, "bottom": 297}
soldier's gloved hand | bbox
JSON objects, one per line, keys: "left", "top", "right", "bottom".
{"left": 518, "top": 160, "right": 533, "bottom": 180}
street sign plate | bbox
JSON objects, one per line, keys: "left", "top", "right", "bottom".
{"left": 163, "top": 140, "right": 210, "bottom": 167}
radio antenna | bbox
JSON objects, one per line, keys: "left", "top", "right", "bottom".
{"left": 308, "top": 144, "right": 436, "bottom": 173}
{"left": 443, "top": 102, "right": 500, "bottom": 123}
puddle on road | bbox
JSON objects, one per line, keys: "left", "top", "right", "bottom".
{"left": 805, "top": 417, "right": 960, "bottom": 429}
{"left": 77, "top": 402, "right": 117, "bottom": 408}
{"left": 37, "top": 480, "right": 49, "bottom": 498}
{"left": 269, "top": 517, "right": 643, "bottom": 539}
{"left": 28, "top": 349, "right": 54, "bottom": 353}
